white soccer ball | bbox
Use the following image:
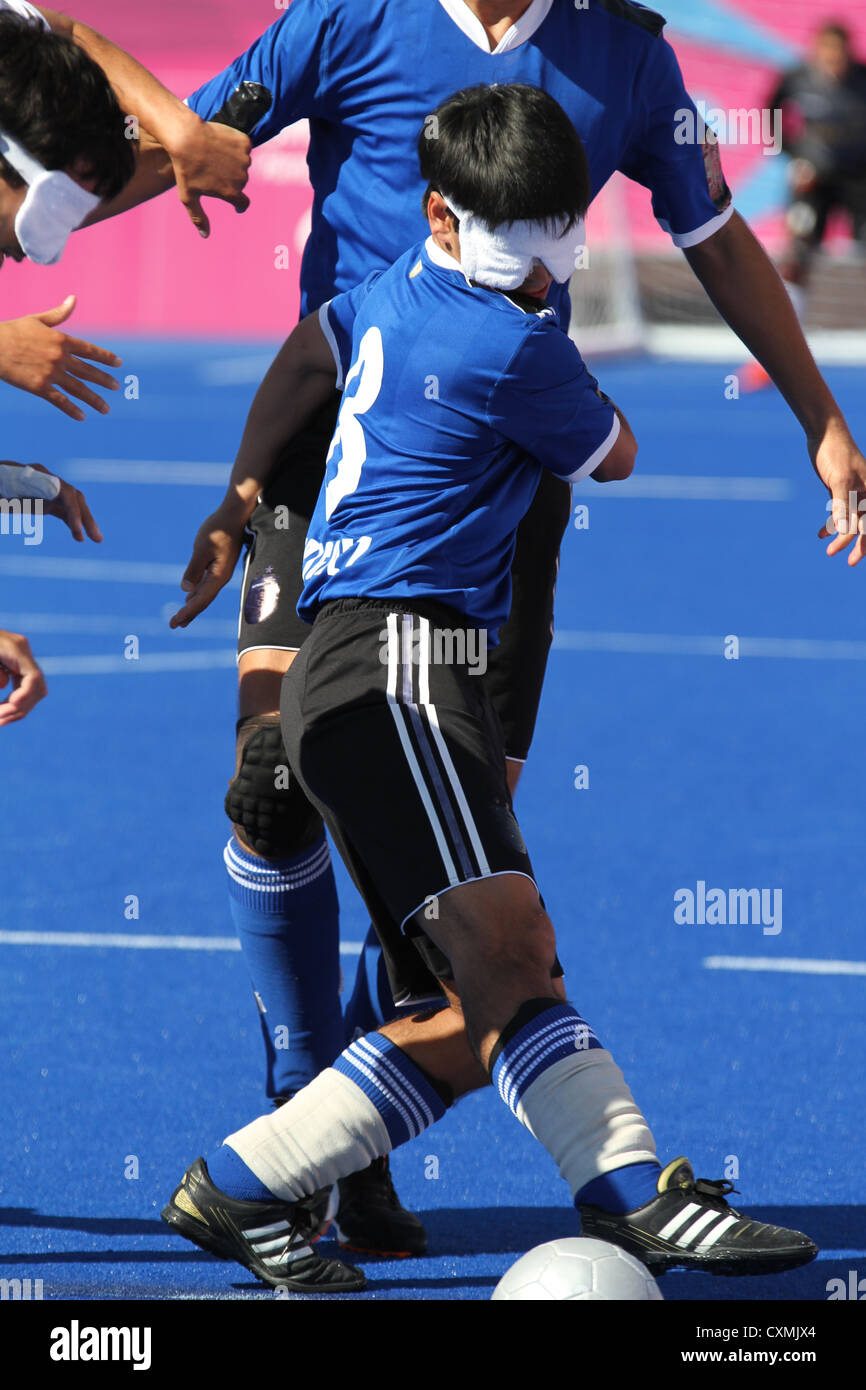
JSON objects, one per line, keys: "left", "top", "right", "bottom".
{"left": 491, "top": 1238, "right": 663, "bottom": 1301}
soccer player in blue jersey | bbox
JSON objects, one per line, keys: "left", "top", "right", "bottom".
{"left": 162, "top": 85, "right": 818, "bottom": 1294}
{"left": 149, "top": 0, "right": 866, "bottom": 1256}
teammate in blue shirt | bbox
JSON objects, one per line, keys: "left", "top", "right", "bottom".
{"left": 162, "top": 85, "right": 818, "bottom": 1294}
{"left": 149, "top": 0, "right": 866, "bottom": 1257}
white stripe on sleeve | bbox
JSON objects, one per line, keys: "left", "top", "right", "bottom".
{"left": 658, "top": 202, "right": 735, "bottom": 250}
{"left": 565, "top": 413, "right": 621, "bottom": 484}
{"left": 317, "top": 301, "right": 345, "bottom": 390}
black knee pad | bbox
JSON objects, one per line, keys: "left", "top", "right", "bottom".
{"left": 226, "top": 715, "right": 323, "bottom": 859}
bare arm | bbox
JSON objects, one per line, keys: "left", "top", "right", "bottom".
{"left": 82, "top": 135, "right": 177, "bottom": 225}
{"left": 38, "top": 8, "right": 251, "bottom": 235}
{"left": 170, "top": 314, "right": 339, "bottom": 627}
{"left": 591, "top": 399, "right": 637, "bottom": 482}
{"left": 685, "top": 211, "right": 866, "bottom": 564}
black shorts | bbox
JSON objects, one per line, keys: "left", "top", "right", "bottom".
{"left": 238, "top": 394, "right": 571, "bottom": 762}
{"left": 279, "top": 597, "right": 540, "bottom": 1005}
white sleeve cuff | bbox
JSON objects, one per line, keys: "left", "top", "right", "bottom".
{"left": 657, "top": 201, "right": 735, "bottom": 250}
{"left": 565, "top": 413, "right": 621, "bottom": 483}
{"left": 318, "top": 300, "right": 344, "bottom": 390}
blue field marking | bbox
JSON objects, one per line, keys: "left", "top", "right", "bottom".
{"left": 2, "top": 349, "right": 865, "bottom": 1300}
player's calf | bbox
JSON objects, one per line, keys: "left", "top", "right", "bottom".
{"left": 408, "top": 871, "right": 559, "bottom": 1066}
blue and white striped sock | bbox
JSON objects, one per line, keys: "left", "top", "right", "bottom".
{"left": 332, "top": 1033, "right": 448, "bottom": 1148}
{"left": 490, "top": 1000, "right": 659, "bottom": 1206}
{"left": 491, "top": 1000, "right": 604, "bottom": 1113}
{"left": 220, "top": 1032, "right": 448, "bottom": 1203}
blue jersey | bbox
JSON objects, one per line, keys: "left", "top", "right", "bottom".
{"left": 299, "top": 237, "right": 619, "bottom": 637}
{"left": 188, "top": 0, "right": 732, "bottom": 319}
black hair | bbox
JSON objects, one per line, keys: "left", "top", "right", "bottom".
{"left": 418, "top": 83, "right": 590, "bottom": 231}
{"left": 0, "top": 13, "right": 134, "bottom": 199}
{"left": 817, "top": 22, "right": 850, "bottom": 44}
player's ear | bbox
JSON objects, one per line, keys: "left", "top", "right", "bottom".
{"left": 426, "top": 189, "right": 456, "bottom": 233}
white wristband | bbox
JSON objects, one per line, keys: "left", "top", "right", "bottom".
{"left": 0, "top": 463, "right": 60, "bottom": 501}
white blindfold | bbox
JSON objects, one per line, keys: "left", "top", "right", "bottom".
{"left": 444, "top": 195, "right": 586, "bottom": 290}
{"left": 0, "top": 128, "right": 100, "bottom": 265}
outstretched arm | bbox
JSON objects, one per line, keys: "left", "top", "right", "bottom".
{"left": 170, "top": 314, "right": 339, "bottom": 628}
{"left": 684, "top": 211, "right": 866, "bottom": 564}
{"left": 37, "top": 7, "right": 251, "bottom": 235}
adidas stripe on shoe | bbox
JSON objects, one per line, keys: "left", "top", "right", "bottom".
{"left": 161, "top": 1157, "right": 366, "bottom": 1293}
{"left": 579, "top": 1156, "right": 818, "bottom": 1277}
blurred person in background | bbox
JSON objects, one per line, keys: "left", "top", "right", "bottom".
{"left": 743, "top": 20, "right": 866, "bottom": 391}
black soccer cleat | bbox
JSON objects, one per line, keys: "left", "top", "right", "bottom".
{"left": 161, "top": 1157, "right": 366, "bottom": 1293}
{"left": 579, "top": 1156, "right": 818, "bottom": 1277}
{"left": 334, "top": 1156, "right": 427, "bottom": 1258}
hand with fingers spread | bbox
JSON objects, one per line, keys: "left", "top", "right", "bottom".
{"left": 812, "top": 423, "right": 866, "bottom": 567}
{"left": 0, "top": 630, "right": 48, "bottom": 726}
{"left": 170, "top": 504, "right": 246, "bottom": 628}
{"left": 0, "top": 296, "right": 121, "bottom": 421}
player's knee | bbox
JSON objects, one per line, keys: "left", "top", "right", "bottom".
{"left": 226, "top": 714, "right": 323, "bottom": 859}
{"left": 455, "top": 895, "right": 557, "bottom": 982}
{"left": 497, "top": 902, "right": 557, "bottom": 977}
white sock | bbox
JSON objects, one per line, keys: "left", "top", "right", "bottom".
{"left": 225, "top": 1068, "right": 391, "bottom": 1202}
{"left": 490, "top": 1002, "right": 657, "bottom": 1197}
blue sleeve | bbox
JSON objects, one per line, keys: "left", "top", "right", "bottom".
{"left": 487, "top": 321, "right": 620, "bottom": 483}
{"left": 318, "top": 271, "right": 384, "bottom": 389}
{"left": 186, "top": 1, "right": 329, "bottom": 145}
{"left": 619, "top": 36, "right": 734, "bottom": 248}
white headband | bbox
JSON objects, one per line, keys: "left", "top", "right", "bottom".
{"left": 444, "top": 196, "right": 586, "bottom": 291}
{"left": 0, "top": 128, "right": 100, "bottom": 265}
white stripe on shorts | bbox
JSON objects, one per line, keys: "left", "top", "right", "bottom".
{"left": 384, "top": 613, "right": 459, "bottom": 885}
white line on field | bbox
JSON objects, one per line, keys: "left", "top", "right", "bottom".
{"left": 553, "top": 631, "right": 866, "bottom": 661}
{"left": 11, "top": 634, "right": 866, "bottom": 676}
{"left": 63, "top": 460, "right": 231, "bottom": 487}
{"left": 572, "top": 475, "right": 791, "bottom": 501}
{"left": 0, "top": 930, "right": 363, "bottom": 956}
{"left": 0, "top": 556, "right": 244, "bottom": 588}
{"left": 35, "top": 651, "right": 236, "bottom": 675}
{"left": 57, "top": 465, "right": 790, "bottom": 499}
{"left": 704, "top": 955, "right": 866, "bottom": 976}
{"left": 0, "top": 613, "right": 237, "bottom": 638}
{"left": 197, "top": 354, "right": 277, "bottom": 387}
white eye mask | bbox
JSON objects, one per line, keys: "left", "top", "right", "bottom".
{"left": 444, "top": 195, "right": 586, "bottom": 291}
{"left": 0, "top": 128, "right": 100, "bottom": 265}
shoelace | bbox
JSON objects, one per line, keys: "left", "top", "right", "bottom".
{"left": 271, "top": 1192, "right": 329, "bottom": 1264}
{"left": 690, "top": 1177, "right": 740, "bottom": 1209}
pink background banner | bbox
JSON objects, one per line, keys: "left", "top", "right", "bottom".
{"left": 1, "top": 0, "right": 863, "bottom": 335}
